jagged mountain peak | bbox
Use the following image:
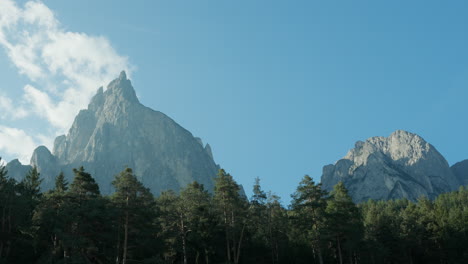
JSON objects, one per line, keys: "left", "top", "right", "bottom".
{"left": 322, "top": 130, "right": 460, "bottom": 202}
{"left": 18, "top": 71, "right": 219, "bottom": 195}
{"left": 103, "top": 70, "right": 139, "bottom": 104}
{"left": 119, "top": 70, "right": 127, "bottom": 80}
{"left": 344, "top": 130, "right": 434, "bottom": 168}
{"left": 31, "top": 145, "right": 54, "bottom": 165}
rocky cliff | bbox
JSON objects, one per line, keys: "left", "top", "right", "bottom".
{"left": 451, "top": 159, "right": 468, "bottom": 187}
{"left": 7, "top": 71, "right": 219, "bottom": 195}
{"left": 321, "top": 130, "right": 461, "bottom": 202}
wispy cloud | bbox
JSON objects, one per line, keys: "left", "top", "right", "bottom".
{"left": 0, "top": 94, "right": 28, "bottom": 119}
{"left": 0, "top": 125, "right": 37, "bottom": 164}
{"left": 0, "top": 0, "right": 133, "bottom": 163}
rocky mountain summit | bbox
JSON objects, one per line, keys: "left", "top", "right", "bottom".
{"left": 7, "top": 71, "right": 219, "bottom": 195}
{"left": 321, "top": 130, "right": 462, "bottom": 202}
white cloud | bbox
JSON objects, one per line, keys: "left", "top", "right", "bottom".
{"left": 0, "top": 0, "right": 132, "bottom": 132}
{"left": 0, "top": 125, "right": 37, "bottom": 164}
{"left": 0, "top": 0, "right": 133, "bottom": 162}
{"left": 0, "top": 94, "right": 29, "bottom": 119}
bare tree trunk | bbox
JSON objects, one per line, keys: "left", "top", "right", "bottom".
{"left": 317, "top": 246, "right": 324, "bottom": 264}
{"left": 5, "top": 206, "right": 11, "bottom": 258}
{"left": 234, "top": 224, "right": 246, "bottom": 264}
{"left": 275, "top": 240, "right": 279, "bottom": 264}
{"left": 115, "top": 222, "right": 121, "bottom": 264}
{"left": 0, "top": 205, "right": 5, "bottom": 259}
{"left": 64, "top": 248, "right": 69, "bottom": 264}
{"left": 205, "top": 248, "right": 210, "bottom": 264}
{"left": 222, "top": 193, "right": 231, "bottom": 263}
{"left": 269, "top": 215, "right": 275, "bottom": 264}
{"left": 123, "top": 197, "right": 129, "bottom": 264}
{"left": 408, "top": 248, "right": 413, "bottom": 264}
{"left": 181, "top": 217, "right": 187, "bottom": 264}
{"left": 337, "top": 236, "right": 343, "bottom": 264}
{"left": 225, "top": 226, "right": 231, "bottom": 263}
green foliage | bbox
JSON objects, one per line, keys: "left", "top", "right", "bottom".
{"left": 22, "top": 166, "right": 43, "bottom": 198}
{"left": 69, "top": 166, "right": 100, "bottom": 198}
{"left": 111, "top": 167, "right": 156, "bottom": 264}
{"left": 1, "top": 163, "right": 467, "bottom": 264}
{"left": 325, "top": 181, "right": 363, "bottom": 264}
{"left": 213, "top": 169, "right": 248, "bottom": 264}
{"left": 179, "top": 182, "right": 215, "bottom": 264}
{"left": 0, "top": 158, "right": 38, "bottom": 263}
{"left": 290, "top": 175, "right": 328, "bottom": 264}
{"left": 54, "top": 172, "right": 68, "bottom": 193}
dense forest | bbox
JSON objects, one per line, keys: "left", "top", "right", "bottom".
{"left": 0, "top": 158, "right": 467, "bottom": 264}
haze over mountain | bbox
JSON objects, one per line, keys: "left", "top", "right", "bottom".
{"left": 6, "top": 71, "right": 219, "bottom": 195}
{"left": 321, "top": 130, "right": 467, "bottom": 203}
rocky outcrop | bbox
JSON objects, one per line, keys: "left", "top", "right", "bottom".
{"left": 30, "top": 146, "right": 60, "bottom": 189}
{"left": 451, "top": 159, "right": 468, "bottom": 187}
{"left": 5, "top": 159, "right": 32, "bottom": 183}
{"left": 321, "top": 130, "right": 460, "bottom": 202}
{"left": 8, "top": 71, "right": 219, "bottom": 195}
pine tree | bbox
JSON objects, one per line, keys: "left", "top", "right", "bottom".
{"left": 176, "top": 182, "right": 214, "bottom": 264}
{"left": 156, "top": 190, "right": 180, "bottom": 262}
{"left": 251, "top": 177, "right": 267, "bottom": 206}
{"left": 62, "top": 167, "right": 109, "bottom": 263}
{"left": 265, "top": 192, "right": 288, "bottom": 264}
{"left": 54, "top": 172, "right": 68, "bottom": 193}
{"left": 213, "top": 169, "right": 247, "bottom": 264}
{"left": 69, "top": 166, "right": 100, "bottom": 199}
{"left": 22, "top": 166, "right": 43, "bottom": 203}
{"left": 0, "top": 158, "right": 34, "bottom": 262}
{"left": 111, "top": 167, "right": 155, "bottom": 264}
{"left": 0, "top": 158, "right": 13, "bottom": 260}
{"left": 247, "top": 177, "right": 271, "bottom": 263}
{"left": 325, "top": 182, "right": 363, "bottom": 264}
{"left": 34, "top": 173, "right": 71, "bottom": 262}
{"left": 290, "top": 175, "right": 328, "bottom": 264}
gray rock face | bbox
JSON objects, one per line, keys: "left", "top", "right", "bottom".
{"left": 30, "top": 146, "right": 60, "bottom": 189}
{"left": 451, "top": 160, "right": 468, "bottom": 187}
{"left": 321, "top": 130, "right": 461, "bottom": 202}
{"left": 8, "top": 71, "right": 219, "bottom": 195}
{"left": 5, "top": 159, "right": 32, "bottom": 183}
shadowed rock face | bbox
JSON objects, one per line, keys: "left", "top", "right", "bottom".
{"left": 321, "top": 130, "right": 461, "bottom": 203}
{"left": 5, "top": 159, "right": 31, "bottom": 183}
{"left": 8, "top": 71, "right": 218, "bottom": 195}
{"left": 451, "top": 159, "right": 468, "bottom": 187}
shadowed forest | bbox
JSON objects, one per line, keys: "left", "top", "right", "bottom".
{"left": 0, "top": 159, "right": 467, "bottom": 264}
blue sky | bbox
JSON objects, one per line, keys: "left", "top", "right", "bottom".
{"left": 1, "top": 0, "right": 468, "bottom": 202}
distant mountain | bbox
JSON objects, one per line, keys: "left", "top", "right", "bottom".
{"left": 321, "top": 130, "right": 462, "bottom": 202}
{"left": 451, "top": 159, "right": 468, "bottom": 187}
{"left": 7, "top": 71, "right": 219, "bottom": 195}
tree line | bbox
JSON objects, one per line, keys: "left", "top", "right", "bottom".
{"left": 0, "top": 159, "right": 467, "bottom": 264}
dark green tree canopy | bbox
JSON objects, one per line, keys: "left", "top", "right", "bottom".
{"left": 54, "top": 172, "right": 68, "bottom": 193}
{"left": 22, "top": 166, "right": 43, "bottom": 198}
{"left": 69, "top": 166, "right": 100, "bottom": 198}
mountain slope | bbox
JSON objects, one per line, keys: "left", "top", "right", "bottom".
{"left": 8, "top": 71, "right": 218, "bottom": 195}
{"left": 451, "top": 159, "right": 468, "bottom": 187}
{"left": 320, "top": 130, "right": 461, "bottom": 202}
